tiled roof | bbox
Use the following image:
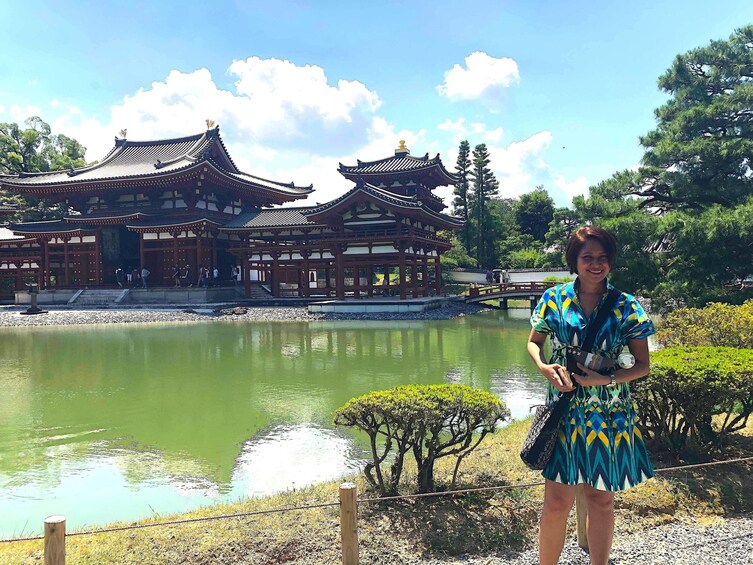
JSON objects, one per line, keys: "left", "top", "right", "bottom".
{"left": 338, "top": 153, "right": 459, "bottom": 185}
{"left": 0, "top": 203, "right": 19, "bottom": 215}
{"left": 0, "top": 127, "right": 312, "bottom": 196}
{"left": 223, "top": 208, "right": 322, "bottom": 229}
{"left": 305, "top": 181, "right": 464, "bottom": 227}
{"left": 125, "top": 215, "right": 222, "bottom": 229}
{"left": 65, "top": 210, "right": 154, "bottom": 222}
{"left": 0, "top": 227, "right": 24, "bottom": 241}
{"left": 8, "top": 220, "right": 96, "bottom": 234}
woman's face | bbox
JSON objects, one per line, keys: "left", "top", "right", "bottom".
{"left": 576, "top": 238, "right": 611, "bottom": 285}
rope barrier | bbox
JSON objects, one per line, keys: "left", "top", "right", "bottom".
{"left": 1, "top": 454, "right": 751, "bottom": 545}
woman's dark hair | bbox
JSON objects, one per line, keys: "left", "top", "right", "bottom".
{"left": 565, "top": 226, "right": 617, "bottom": 275}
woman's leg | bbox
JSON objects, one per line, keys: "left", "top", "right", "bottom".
{"left": 539, "top": 479, "right": 576, "bottom": 565}
{"left": 583, "top": 484, "right": 615, "bottom": 565}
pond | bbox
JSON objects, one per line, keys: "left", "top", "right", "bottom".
{"left": 0, "top": 309, "right": 547, "bottom": 537}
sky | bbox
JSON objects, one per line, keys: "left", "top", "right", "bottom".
{"left": 1, "top": 1, "right": 752, "bottom": 209}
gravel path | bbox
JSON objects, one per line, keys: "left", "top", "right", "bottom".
{"left": 420, "top": 514, "right": 753, "bottom": 564}
{"left": 0, "top": 301, "right": 489, "bottom": 328}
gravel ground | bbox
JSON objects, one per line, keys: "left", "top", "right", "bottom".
{"left": 420, "top": 514, "right": 753, "bottom": 564}
{"left": 0, "top": 301, "right": 489, "bottom": 328}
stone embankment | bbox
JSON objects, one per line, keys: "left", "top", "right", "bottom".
{"left": 0, "top": 301, "right": 490, "bottom": 328}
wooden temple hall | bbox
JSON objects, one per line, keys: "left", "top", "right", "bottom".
{"left": 0, "top": 125, "right": 463, "bottom": 300}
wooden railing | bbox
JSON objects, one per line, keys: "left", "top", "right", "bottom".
{"left": 467, "top": 281, "right": 556, "bottom": 299}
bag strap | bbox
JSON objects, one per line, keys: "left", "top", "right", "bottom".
{"left": 581, "top": 287, "right": 621, "bottom": 353}
{"left": 559, "top": 286, "right": 621, "bottom": 398}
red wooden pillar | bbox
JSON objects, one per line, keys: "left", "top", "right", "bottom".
{"left": 271, "top": 254, "right": 280, "bottom": 297}
{"left": 335, "top": 246, "right": 344, "bottom": 299}
{"left": 434, "top": 256, "right": 442, "bottom": 295}
{"left": 367, "top": 265, "right": 373, "bottom": 297}
{"left": 242, "top": 243, "right": 251, "bottom": 298}
{"left": 422, "top": 259, "right": 429, "bottom": 297}
{"left": 302, "top": 252, "right": 310, "bottom": 297}
{"left": 398, "top": 245, "right": 407, "bottom": 300}
{"left": 196, "top": 230, "right": 203, "bottom": 276}
{"left": 95, "top": 227, "right": 102, "bottom": 286}
{"left": 412, "top": 258, "right": 421, "bottom": 298}
{"left": 63, "top": 238, "right": 70, "bottom": 287}
{"left": 42, "top": 239, "right": 50, "bottom": 289}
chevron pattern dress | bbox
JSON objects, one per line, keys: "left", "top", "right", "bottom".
{"left": 530, "top": 279, "right": 655, "bottom": 491}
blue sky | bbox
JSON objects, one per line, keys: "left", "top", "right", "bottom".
{"left": 1, "top": 1, "right": 751, "bottom": 207}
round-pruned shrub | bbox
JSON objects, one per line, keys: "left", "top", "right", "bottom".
{"left": 657, "top": 300, "right": 753, "bottom": 348}
{"left": 633, "top": 346, "right": 753, "bottom": 454}
{"left": 334, "top": 384, "right": 509, "bottom": 495}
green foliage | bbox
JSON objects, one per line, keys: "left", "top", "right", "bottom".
{"left": 637, "top": 25, "right": 753, "bottom": 211}
{"left": 441, "top": 236, "right": 478, "bottom": 270}
{"left": 470, "top": 144, "right": 500, "bottom": 269}
{"left": 334, "top": 384, "right": 509, "bottom": 495}
{"left": 544, "top": 206, "right": 582, "bottom": 265}
{"left": 543, "top": 275, "right": 573, "bottom": 283}
{"left": 0, "top": 116, "right": 86, "bottom": 222}
{"left": 657, "top": 300, "right": 753, "bottom": 348}
{"left": 633, "top": 347, "right": 753, "bottom": 454}
{"left": 497, "top": 233, "right": 556, "bottom": 269}
{"left": 653, "top": 201, "right": 753, "bottom": 306}
{"left": 452, "top": 140, "right": 473, "bottom": 254}
{"left": 514, "top": 186, "right": 554, "bottom": 243}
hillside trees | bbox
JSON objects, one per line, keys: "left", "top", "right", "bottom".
{"left": 0, "top": 116, "right": 86, "bottom": 221}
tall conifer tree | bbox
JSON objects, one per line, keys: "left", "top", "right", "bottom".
{"left": 452, "top": 140, "right": 473, "bottom": 253}
{"left": 470, "top": 143, "right": 499, "bottom": 269}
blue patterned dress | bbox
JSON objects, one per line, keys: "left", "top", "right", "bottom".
{"left": 530, "top": 279, "right": 655, "bottom": 491}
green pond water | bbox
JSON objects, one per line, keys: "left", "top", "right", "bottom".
{"left": 0, "top": 309, "right": 547, "bottom": 537}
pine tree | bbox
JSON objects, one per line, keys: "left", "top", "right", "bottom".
{"left": 470, "top": 144, "right": 499, "bottom": 269}
{"left": 452, "top": 140, "right": 473, "bottom": 253}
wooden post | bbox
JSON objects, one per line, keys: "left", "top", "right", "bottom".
{"left": 575, "top": 484, "right": 588, "bottom": 549}
{"left": 339, "top": 482, "right": 359, "bottom": 565}
{"left": 44, "top": 515, "right": 65, "bottom": 565}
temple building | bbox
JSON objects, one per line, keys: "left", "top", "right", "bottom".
{"left": 0, "top": 126, "right": 461, "bottom": 301}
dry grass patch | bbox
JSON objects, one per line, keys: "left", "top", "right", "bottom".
{"left": 2, "top": 418, "right": 752, "bottom": 563}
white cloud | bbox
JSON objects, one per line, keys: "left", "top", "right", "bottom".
{"left": 12, "top": 55, "right": 584, "bottom": 212}
{"left": 9, "top": 104, "right": 42, "bottom": 123}
{"left": 437, "top": 52, "right": 519, "bottom": 101}
{"left": 553, "top": 174, "right": 590, "bottom": 204}
{"left": 435, "top": 128, "right": 588, "bottom": 208}
{"left": 437, "top": 117, "right": 504, "bottom": 147}
{"left": 41, "top": 59, "right": 389, "bottom": 194}
{"left": 481, "top": 127, "right": 503, "bottom": 143}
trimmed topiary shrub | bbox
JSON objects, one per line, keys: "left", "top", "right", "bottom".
{"left": 657, "top": 300, "right": 753, "bottom": 348}
{"left": 334, "top": 384, "right": 509, "bottom": 495}
{"left": 633, "top": 346, "right": 753, "bottom": 454}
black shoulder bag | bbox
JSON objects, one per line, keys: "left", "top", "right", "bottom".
{"left": 520, "top": 287, "right": 621, "bottom": 470}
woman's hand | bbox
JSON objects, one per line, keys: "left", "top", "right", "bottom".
{"left": 541, "top": 363, "right": 576, "bottom": 392}
{"left": 572, "top": 363, "right": 611, "bottom": 387}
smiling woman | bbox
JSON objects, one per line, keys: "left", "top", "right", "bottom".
{"left": 526, "top": 226, "right": 656, "bottom": 565}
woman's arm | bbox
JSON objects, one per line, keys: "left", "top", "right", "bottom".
{"left": 527, "top": 329, "right": 575, "bottom": 392}
{"left": 572, "top": 338, "right": 651, "bottom": 387}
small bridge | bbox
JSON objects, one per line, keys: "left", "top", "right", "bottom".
{"left": 465, "top": 281, "right": 556, "bottom": 309}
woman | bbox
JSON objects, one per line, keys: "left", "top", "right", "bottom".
{"left": 527, "top": 226, "right": 655, "bottom": 565}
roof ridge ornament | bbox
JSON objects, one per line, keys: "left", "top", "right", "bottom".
{"left": 206, "top": 119, "right": 217, "bottom": 130}
{"left": 395, "top": 139, "right": 410, "bottom": 157}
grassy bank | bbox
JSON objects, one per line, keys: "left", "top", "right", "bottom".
{"left": 2, "top": 419, "right": 752, "bottom": 564}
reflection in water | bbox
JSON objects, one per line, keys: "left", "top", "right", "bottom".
{"left": 233, "top": 424, "right": 365, "bottom": 498}
{"left": 0, "top": 309, "right": 547, "bottom": 536}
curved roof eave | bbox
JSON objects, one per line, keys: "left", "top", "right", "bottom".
{"left": 304, "top": 182, "right": 463, "bottom": 229}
